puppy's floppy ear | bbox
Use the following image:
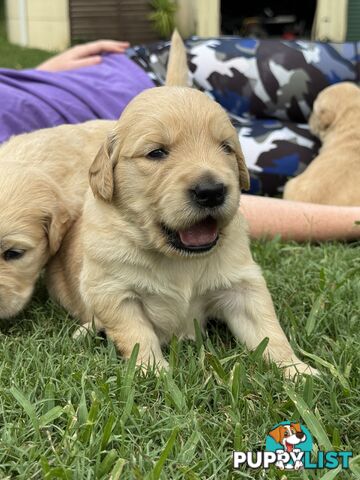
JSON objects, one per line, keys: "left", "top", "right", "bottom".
{"left": 234, "top": 140, "right": 250, "bottom": 191}
{"left": 165, "top": 29, "right": 189, "bottom": 87}
{"left": 269, "top": 426, "right": 284, "bottom": 444}
{"left": 89, "top": 132, "right": 118, "bottom": 202}
{"left": 312, "top": 98, "right": 336, "bottom": 131}
{"left": 316, "top": 106, "right": 335, "bottom": 130}
{"left": 291, "top": 422, "right": 301, "bottom": 433}
{"left": 43, "top": 186, "right": 73, "bottom": 256}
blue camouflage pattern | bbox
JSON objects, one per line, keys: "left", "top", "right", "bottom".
{"left": 127, "top": 37, "right": 359, "bottom": 195}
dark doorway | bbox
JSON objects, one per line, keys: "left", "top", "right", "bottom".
{"left": 221, "top": 0, "right": 316, "bottom": 39}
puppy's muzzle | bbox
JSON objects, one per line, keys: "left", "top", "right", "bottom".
{"left": 190, "top": 181, "right": 227, "bottom": 208}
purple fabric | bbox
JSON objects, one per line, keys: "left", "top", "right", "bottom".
{"left": 0, "top": 53, "right": 154, "bottom": 143}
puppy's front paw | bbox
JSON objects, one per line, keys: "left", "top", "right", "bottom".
{"left": 72, "top": 322, "right": 96, "bottom": 339}
{"left": 72, "top": 318, "right": 103, "bottom": 339}
{"left": 284, "top": 361, "right": 319, "bottom": 379}
{"left": 136, "top": 353, "right": 169, "bottom": 375}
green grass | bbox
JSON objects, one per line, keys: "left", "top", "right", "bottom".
{"left": 1, "top": 239, "right": 359, "bottom": 479}
{"left": 0, "top": 0, "right": 53, "bottom": 69}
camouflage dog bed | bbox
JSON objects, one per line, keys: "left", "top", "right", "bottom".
{"left": 128, "top": 37, "right": 359, "bottom": 196}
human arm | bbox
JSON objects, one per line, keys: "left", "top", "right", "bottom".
{"left": 36, "top": 40, "right": 130, "bottom": 72}
{"left": 240, "top": 195, "right": 360, "bottom": 242}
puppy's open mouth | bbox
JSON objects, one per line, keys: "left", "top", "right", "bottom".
{"left": 284, "top": 441, "right": 294, "bottom": 453}
{"left": 162, "top": 216, "right": 219, "bottom": 253}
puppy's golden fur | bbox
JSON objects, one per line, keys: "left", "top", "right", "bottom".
{"left": 284, "top": 82, "right": 360, "bottom": 205}
{"left": 0, "top": 120, "right": 114, "bottom": 318}
{"left": 47, "top": 31, "right": 315, "bottom": 377}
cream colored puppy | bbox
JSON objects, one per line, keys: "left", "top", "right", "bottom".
{"left": 47, "top": 32, "right": 316, "bottom": 377}
{"left": 284, "top": 82, "right": 360, "bottom": 205}
{"left": 0, "top": 120, "right": 114, "bottom": 318}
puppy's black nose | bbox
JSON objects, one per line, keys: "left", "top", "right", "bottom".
{"left": 296, "top": 432, "right": 304, "bottom": 439}
{"left": 190, "top": 182, "right": 227, "bottom": 208}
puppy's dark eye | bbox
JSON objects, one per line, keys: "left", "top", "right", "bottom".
{"left": 3, "top": 249, "right": 25, "bottom": 261}
{"left": 146, "top": 148, "right": 168, "bottom": 160}
{"left": 221, "top": 143, "right": 233, "bottom": 154}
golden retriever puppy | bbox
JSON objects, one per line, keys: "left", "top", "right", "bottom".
{"left": 47, "top": 31, "right": 316, "bottom": 377}
{"left": 284, "top": 82, "right": 360, "bottom": 205}
{"left": 0, "top": 120, "right": 114, "bottom": 318}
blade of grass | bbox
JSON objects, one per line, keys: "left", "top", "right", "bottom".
{"left": 231, "top": 363, "right": 241, "bottom": 405}
{"left": 119, "top": 343, "right": 139, "bottom": 403}
{"left": 100, "top": 413, "right": 116, "bottom": 451}
{"left": 302, "top": 375, "right": 313, "bottom": 409}
{"left": 193, "top": 318, "right": 203, "bottom": 351}
{"left": 80, "top": 396, "right": 100, "bottom": 444}
{"left": 350, "top": 454, "right": 360, "bottom": 476}
{"left": 97, "top": 449, "right": 119, "bottom": 478}
{"left": 250, "top": 337, "right": 269, "bottom": 363}
{"left": 234, "top": 422, "right": 242, "bottom": 451}
{"left": 165, "top": 375, "right": 186, "bottom": 413}
{"left": 298, "top": 348, "right": 350, "bottom": 393}
{"left": 39, "top": 406, "right": 64, "bottom": 428}
{"left": 149, "top": 427, "right": 179, "bottom": 480}
{"left": 178, "top": 430, "right": 200, "bottom": 464}
{"left": 120, "top": 387, "right": 135, "bottom": 426}
{"left": 284, "top": 385, "right": 332, "bottom": 450}
{"left": 43, "top": 381, "right": 55, "bottom": 414}
{"left": 78, "top": 382, "right": 88, "bottom": 427}
{"left": 318, "top": 465, "right": 341, "bottom": 480}
{"left": 109, "top": 458, "right": 126, "bottom": 480}
{"left": 331, "top": 427, "right": 341, "bottom": 448}
{"left": 306, "top": 293, "right": 325, "bottom": 336}
{"left": 10, "top": 386, "right": 39, "bottom": 435}
{"left": 206, "top": 352, "right": 229, "bottom": 382}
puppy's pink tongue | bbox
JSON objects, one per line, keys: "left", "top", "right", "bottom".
{"left": 285, "top": 441, "right": 294, "bottom": 453}
{"left": 179, "top": 217, "right": 218, "bottom": 247}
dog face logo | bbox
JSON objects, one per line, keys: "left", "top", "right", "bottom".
{"left": 269, "top": 423, "right": 306, "bottom": 453}
{"left": 265, "top": 421, "right": 313, "bottom": 470}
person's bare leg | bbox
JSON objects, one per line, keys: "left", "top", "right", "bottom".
{"left": 240, "top": 195, "right": 360, "bottom": 241}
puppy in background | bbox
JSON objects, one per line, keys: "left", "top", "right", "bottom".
{"left": 47, "top": 31, "right": 316, "bottom": 378}
{"left": 284, "top": 82, "right": 360, "bottom": 205}
{"left": 0, "top": 120, "right": 114, "bottom": 319}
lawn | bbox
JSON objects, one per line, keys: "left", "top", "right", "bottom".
{"left": 0, "top": 240, "right": 359, "bottom": 479}
{"left": 0, "top": 0, "right": 52, "bottom": 69}
{"left": 0, "top": 6, "right": 359, "bottom": 480}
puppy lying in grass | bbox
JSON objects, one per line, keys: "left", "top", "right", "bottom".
{"left": 284, "top": 82, "right": 360, "bottom": 205}
{"left": 0, "top": 120, "right": 114, "bottom": 319}
{"left": 47, "top": 31, "right": 316, "bottom": 378}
